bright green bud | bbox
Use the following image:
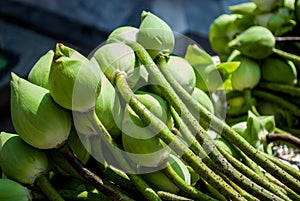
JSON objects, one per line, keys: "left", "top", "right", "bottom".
{"left": 229, "top": 53, "right": 261, "bottom": 91}
{"left": 161, "top": 56, "right": 196, "bottom": 94}
{"left": 209, "top": 14, "right": 253, "bottom": 54}
{"left": 107, "top": 26, "right": 138, "bottom": 44}
{"left": 192, "top": 87, "right": 214, "bottom": 114}
{"left": 0, "top": 179, "right": 31, "bottom": 201}
{"left": 228, "top": 26, "right": 275, "bottom": 59}
{"left": 229, "top": 2, "right": 257, "bottom": 15}
{"left": 122, "top": 91, "right": 172, "bottom": 167}
{"left": 93, "top": 42, "right": 135, "bottom": 82}
{"left": 253, "top": 0, "right": 280, "bottom": 12}
{"left": 137, "top": 11, "right": 175, "bottom": 59}
{"left": 49, "top": 43, "right": 102, "bottom": 112}
{"left": 0, "top": 132, "right": 48, "bottom": 185}
{"left": 28, "top": 50, "right": 54, "bottom": 89}
{"left": 95, "top": 71, "right": 122, "bottom": 138}
{"left": 261, "top": 57, "right": 297, "bottom": 85}
{"left": 10, "top": 73, "right": 71, "bottom": 149}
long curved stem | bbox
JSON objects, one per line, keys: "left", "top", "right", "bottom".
{"left": 114, "top": 71, "right": 245, "bottom": 201}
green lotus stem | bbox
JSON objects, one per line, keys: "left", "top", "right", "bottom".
{"left": 261, "top": 152, "right": 300, "bottom": 181}
{"left": 35, "top": 174, "right": 65, "bottom": 201}
{"left": 219, "top": 173, "right": 259, "bottom": 201}
{"left": 259, "top": 82, "right": 300, "bottom": 97}
{"left": 217, "top": 144, "right": 294, "bottom": 201}
{"left": 124, "top": 41, "right": 293, "bottom": 200}
{"left": 244, "top": 89, "right": 260, "bottom": 116}
{"left": 273, "top": 48, "right": 300, "bottom": 65}
{"left": 114, "top": 71, "right": 245, "bottom": 201}
{"left": 170, "top": 106, "right": 202, "bottom": 155}
{"left": 85, "top": 110, "right": 162, "bottom": 201}
{"left": 153, "top": 56, "right": 286, "bottom": 200}
{"left": 173, "top": 97, "right": 290, "bottom": 200}
{"left": 196, "top": 178, "right": 227, "bottom": 201}
{"left": 146, "top": 53, "right": 300, "bottom": 194}
{"left": 163, "top": 162, "right": 217, "bottom": 201}
{"left": 156, "top": 191, "right": 192, "bottom": 201}
{"left": 59, "top": 144, "right": 134, "bottom": 201}
{"left": 252, "top": 90, "right": 300, "bottom": 117}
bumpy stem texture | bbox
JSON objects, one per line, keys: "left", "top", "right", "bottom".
{"left": 114, "top": 70, "right": 245, "bottom": 201}
{"left": 126, "top": 41, "right": 288, "bottom": 200}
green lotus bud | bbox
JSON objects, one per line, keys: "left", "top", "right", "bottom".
{"left": 122, "top": 91, "right": 172, "bottom": 167}
{"left": 229, "top": 2, "right": 257, "bottom": 15}
{"left": 136, "top": 11, "right": 175, "bottom": 59}
{"left": 253, "top": 0, "right": 279, "bottom": 12}
{"left": 49, "top": 43, "right": 102, "bottom": 112}
{"left": 107, "top": 26, "right": 138, "bottom": 44}
{"left": 10, "top": 73, "right": 71, "bottom": 149}
{"left": 226, "top": 95, "right": 248, "bottom": 116}
{"left": 209, "top": 14, "right": 253, "bottom": 54}
{"left": 93, "top": 42, "right": 135, "bottom": 82}
{"left": 28, "top": 50, "right": 54, "bottom": 89}
{"left": 95, "top": 71, "right": 122, "bottom": 138}
{"left": 229, "top": 53, "right": 261, "bottom": 91}
{"left": 0, "top": 132, "right": 48, "bottom": 185}
{"left": 267, "top": 8, "right": 296, "bottom": 36}
{"left": 160, "top": 56, "right": 196, "bottom": 94}
{"left": 228, "top": 26, "right": 275, "bottom": 59}
{"left": 0, "top": 179, "right": 31, "bottom": 201}
{"left": 261, "top": 57, "right": 297, "bottom": 85}
{"left": 192, "top": 87, "right": 214, "bottom": 114}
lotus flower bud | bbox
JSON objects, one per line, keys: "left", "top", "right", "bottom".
{"left": 122, "top": 91, "right": 172, "bottom": 167}
{"left": 192, "top": 88, "right": 214, "bottom": 114}
{"left": 0, "top": 179, "right": 31, "bottom": 201}
{"left": 229, "top": 2, "right": 257, "bottom": 15}
{"left": 28, "top": 50, "right": 54, "bottom": 89}
{"left": 228, "top": 26, "right": 275, "bottom": 59}
{"left": 10, "top": 73, "right": 71, "bottom": 149}
{"left": 209, "top": 14, "right": 253, "bottom": 54}
{"left": 93, "top": 43, "right": 135, "bottom": 82}
{"left": 253, "top": 0, "right": 279, "bottom": 12}
{"left": 0, "top": 132, "right": 48, "bottom": 185}
{"left": 49, "top": 43, "right": 102, "bottom": 112}
{"left": 136, "top": 11, "right": 175, "bottom": 59}
{"left": 161, "top": 56, "right": 196, "bottom": 94}
{"left": 107, "top": 26, "right": 138, "bottom": 44}
{"left": 261, "top": 57, "right": 297, "bottom": 85}
{"left": 229, "top": 53, "right": 261, "bottom": 91}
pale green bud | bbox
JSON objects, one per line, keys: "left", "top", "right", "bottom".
{"left": 27, "top": 50, "right": 54, "bottom": 89}
{"left": 0, "top": 132, "right": 48, "bottom": 185}
{"left": 49, "top": 43, "right": 102, "bottom": 112}
{"left": 10, "top": 73, "right": 71, "bottom": 149}
{"left": 137, "top": 11, "right": 175, "bottom": 59}
{"left": 93, "top": 42, "right": 135, "bottom": 82}
{"left": 107, "top": 26, "right": 138, "bottom": 44}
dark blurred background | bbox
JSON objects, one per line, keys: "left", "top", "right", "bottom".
{"left": 0, "top": 0, "right": 247, "bottom": 132}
